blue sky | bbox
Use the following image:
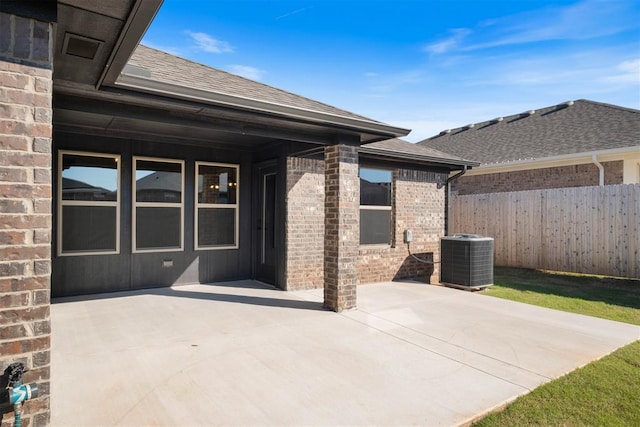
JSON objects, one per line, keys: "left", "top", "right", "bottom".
{"left": 142, "top": 0, "right": 640, "bottom": 142}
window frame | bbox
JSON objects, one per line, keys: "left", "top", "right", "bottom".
{"left": 194, "top": 161, "right": 240, "bottom": 250}
{"left": 132, "top": 156, "right": 185, "bottom": 253}
{"left": 57, "top": 150, "right": 121, "bottom": 257}
{"left": 359, "top": 167, "right": 393, "bottom": 246}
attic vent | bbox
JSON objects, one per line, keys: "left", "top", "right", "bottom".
{"left": 439, "top": 129, "right": 452, "bottom": 136}
{"left": 493, "top": 117, "right": 504, "bottom": 123}
{"left": 464, "top": 123, "right": 475, "bottom": 130}
{"left": 63, "top": 33, "right": 103, "bottom": 60}
{"left": 521, "top": 110, "right": 536, "bottom": 118}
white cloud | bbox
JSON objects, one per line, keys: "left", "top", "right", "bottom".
{"left": 426, "top": 0, "right": 638, "bottom": 54}
{"left": 276, "top": 7, "right": 313, "bottom": 20}
{"left": 602, "top": 59, "right": 640, "bottom": 84}
{"left": 424, "top": 28, "right": 471, "bottom": 54}
{"left": 227, "top": 65, "right": 266, "bottom": 81}
{"left": 186, "top": 31, "right": 233, "bottom": 53}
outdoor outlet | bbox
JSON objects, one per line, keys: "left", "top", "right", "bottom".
{"left": 403, "top": 229, "right": 413, "bottom": 244}
{"left": 162, "top": 259, "right": 173, "bottom": 268}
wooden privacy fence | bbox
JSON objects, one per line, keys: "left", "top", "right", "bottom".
{"left": 450, "top": 184, "right": 640, "bottom": 279}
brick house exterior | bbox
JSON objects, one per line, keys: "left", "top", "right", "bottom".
{"left": 285, "top": 159, "right": 447, "bottom": 289}
{"left": 1, "top": 2, "right": 478, "bottom": 424}
{"left": 0, "top": 5, "right": 55, "bottom": 426}
{"left": 419, "top": 100, "right": 640, "bottom": 195}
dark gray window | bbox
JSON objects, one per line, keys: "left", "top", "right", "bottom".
{"left": 195, "top": 162, "right": 239, "bottom": 249}
{"left": 134, "top": 157, "right": 184, "bottom": 252}
{"left": 58, "top": 151, "right": 120, "bottom": 255}
{"left": 360, "top": 168, "right": 392, "bottom": 245}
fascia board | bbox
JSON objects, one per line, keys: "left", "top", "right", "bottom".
{"left": 359, "top": 147, "right": 479, "bottom": 168}
{"left": 98, "top": 0, "right": 164, "bottom": 87}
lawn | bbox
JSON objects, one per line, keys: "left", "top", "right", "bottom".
{"left": 484, "top": 267, "right": 640, "bottom": 325}
{"left": 473, "top": 267, "right": 640, "bottom": 427}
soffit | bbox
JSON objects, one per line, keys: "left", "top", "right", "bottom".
{"left": 54, "top": 0, "right": 161, "bottom": 87}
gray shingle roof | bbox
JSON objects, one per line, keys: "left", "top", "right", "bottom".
{"left": 418, "top": 100, "right": 640, "bottom": 166}
{"left": 361, "top": 138, "right": 479, "bottom": 167}
{"left": 125, "top": 45, "right": 381, "bottom": 123}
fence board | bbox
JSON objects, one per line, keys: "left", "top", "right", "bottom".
{"left": 450, "top": 184, "right": 640, "bottom": 279}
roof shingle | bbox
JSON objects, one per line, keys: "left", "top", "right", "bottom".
{"left": 418, "top": 100, "right": 640, "bottom": 166}
{"left": 125, "top": 45, "right": 381, "bottom": 123}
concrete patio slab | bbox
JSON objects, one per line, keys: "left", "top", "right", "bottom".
{"left": 51, "top": 281, "right": 639, "bottom": 426}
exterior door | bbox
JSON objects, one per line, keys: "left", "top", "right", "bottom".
{"left": 255, "top": 165, "right": 278, "bottom": 285}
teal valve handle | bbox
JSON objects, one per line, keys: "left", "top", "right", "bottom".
{"left": 9, "top": 383, "right": 38, "bottom": 405}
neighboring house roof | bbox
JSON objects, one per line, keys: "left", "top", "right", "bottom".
{"left": 360, "top": 138, "right": 479, "bottom": 169}
{"left": 136, "top": 171, "right": 182, "bottom": 193}
{"left": 418, "top": 100, "right": 640, "bottom": 166}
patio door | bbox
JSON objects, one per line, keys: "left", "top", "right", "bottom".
{"left": 255, "top": 164, "right": 278, "bottom": 285}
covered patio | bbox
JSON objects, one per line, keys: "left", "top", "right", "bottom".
{"left": 51, "top": 281, "right": 639, "bottom": 426}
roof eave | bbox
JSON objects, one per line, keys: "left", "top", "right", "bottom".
{"left": 112, "top": 73, "right": 411, "bottom": 140}
{"left": 358, "top": 147, "right": 479, "bottom": 169}
{"left": 98, "top": 0, "right": 164, "bottom": 88}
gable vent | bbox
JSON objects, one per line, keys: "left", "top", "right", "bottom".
{"left": 63, "top": 33, "right": 103, "bottom": 60}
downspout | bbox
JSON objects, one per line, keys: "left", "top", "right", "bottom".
{"left": 444, "top": 166, "right": 467, "bottom": 236}
{"left": 592, "top": 153, "right": 605, "bottom": 186}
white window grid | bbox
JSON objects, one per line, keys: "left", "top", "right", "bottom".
{"left": 57, "top": 150, "right": 121, "bottom": 257}
{"left": 194, "top": 161, "right": 240, "bottom": 250}
{"left": 132, "top": 156, "right": 185, "bottom": 253}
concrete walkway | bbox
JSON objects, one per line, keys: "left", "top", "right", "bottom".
{"left": 51, "top": 281, "right": 639, "bottom": 426}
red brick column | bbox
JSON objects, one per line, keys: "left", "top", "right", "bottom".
{"left": 324, "top": 145, "right": 359, "bottom": 311}
{"left": 0, "top": 9, "right": 53, "bottom": 427}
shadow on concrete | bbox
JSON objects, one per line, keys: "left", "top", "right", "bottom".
{"left": 52, "top": 280, "right": 326, "bottom": 311}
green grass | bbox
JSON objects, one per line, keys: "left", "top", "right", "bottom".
{"left": 474, "top": 341, "right": 640, "bottom": 427}
{"left": 473, "top": 267, "right": 640, "bottom": 427}
{"left": 484, "top": 267, "right": 640, "bottom": 325}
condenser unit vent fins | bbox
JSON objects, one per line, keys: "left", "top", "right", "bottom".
{"left": 440, "top": 234, "right": 494, "bottom": 290}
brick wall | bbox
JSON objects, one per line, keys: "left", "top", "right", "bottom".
{"left": 284, "top": 157, "right": 325, "bottom": 290}
{"left": 0, "top": 10, "right": 53, "bottom": 427}
{"left": 285, "top": 158, "right": 448, "bottom": 290}
{"left": 453, "top": 161, "right": 624, "bottom": 195}
{"left": 358, "top": 169, "right": 446, "bottom": 284}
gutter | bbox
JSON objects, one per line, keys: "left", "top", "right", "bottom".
{"left": 592, "top": 153, "right": 605, "bottom": 186}
{"left": 112, "top": 73, "right": 411, "bottom": 139}
{"left": 466, "top": 146, "right": 640, "bottom": 175}
{"left": 358, "top": 147, "right": 479, "bottom": 168}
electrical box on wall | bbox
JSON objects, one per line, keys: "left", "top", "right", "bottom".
{"left": 403, "top": 229, "right": 413, "bottom": 243}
